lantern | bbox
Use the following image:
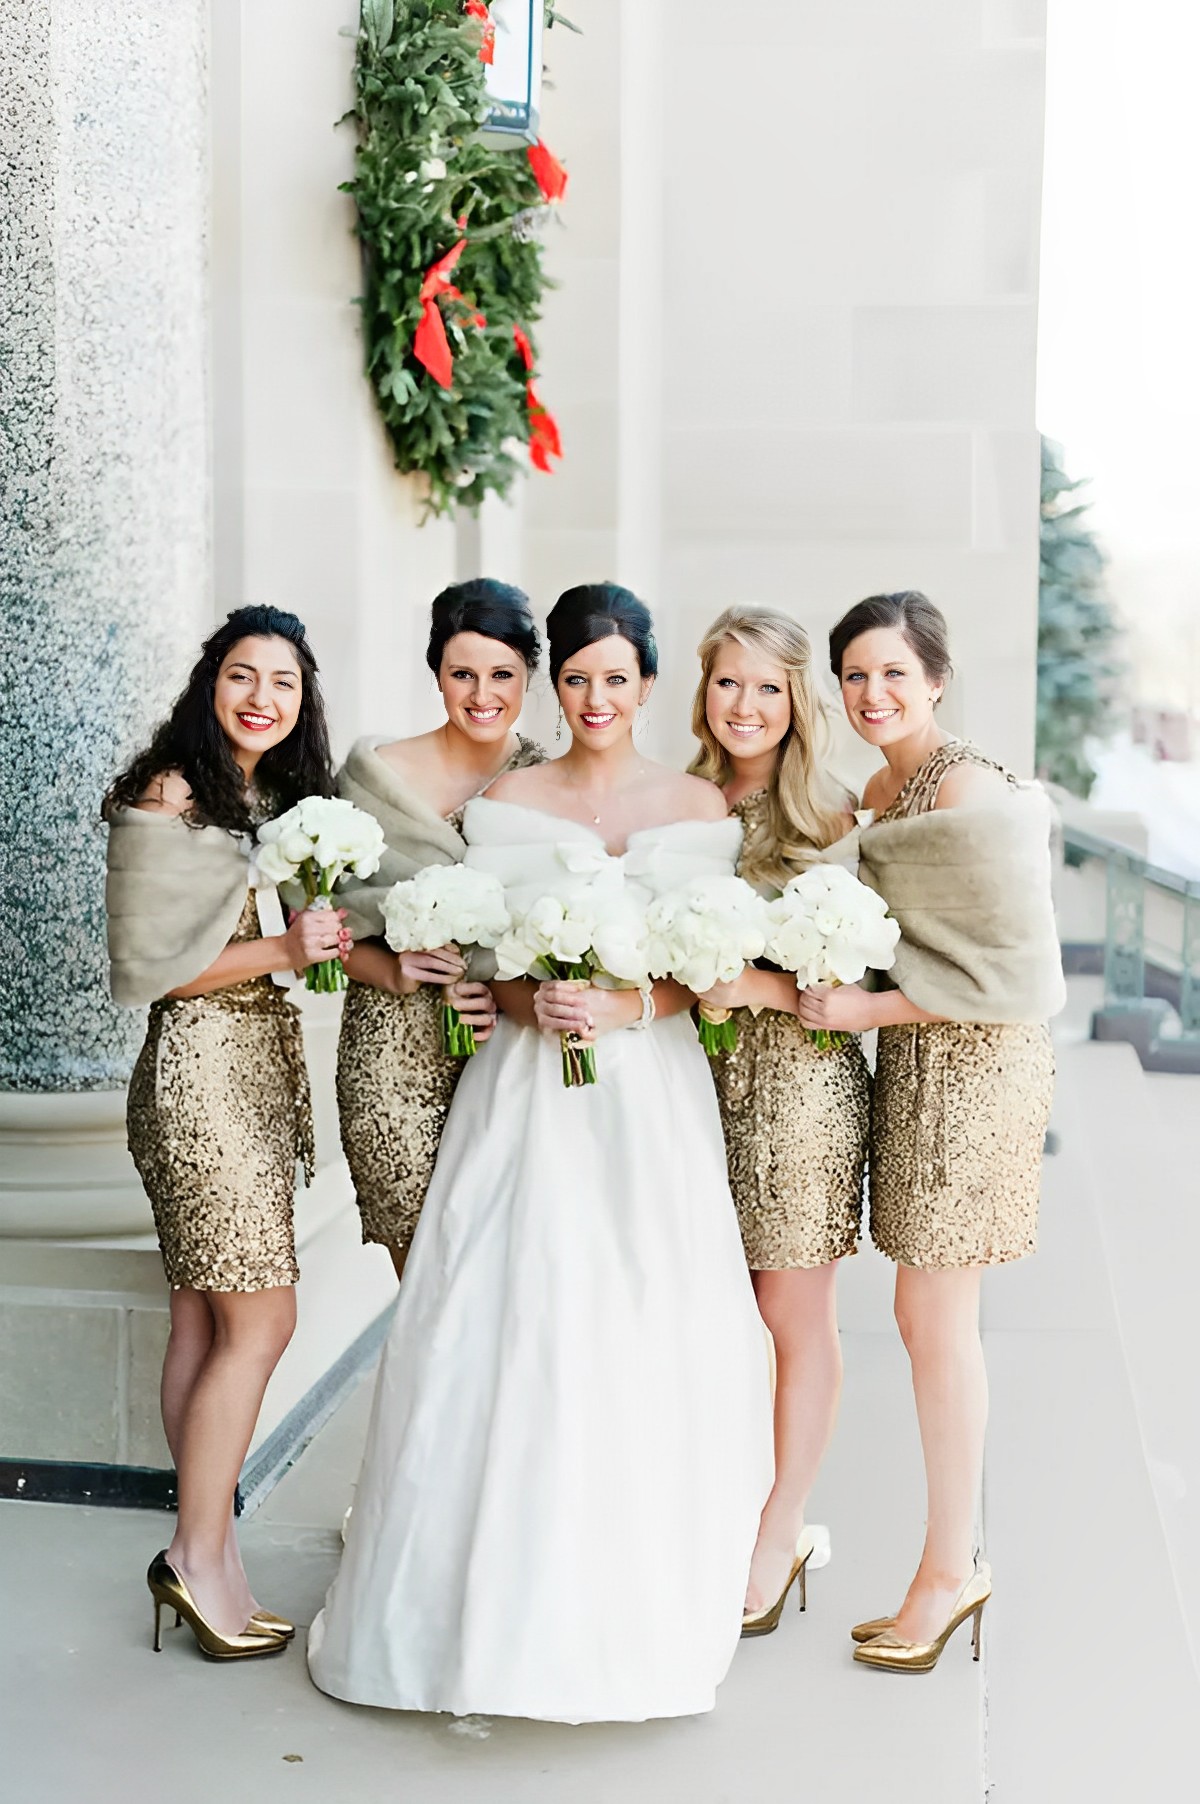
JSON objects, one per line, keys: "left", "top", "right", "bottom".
{"left": 481, "top": 0, "right": 544, "bottom": 147}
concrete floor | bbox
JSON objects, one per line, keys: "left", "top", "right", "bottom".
{"left": 4, "top": 1002, "right": 1198, "bottom": 1802}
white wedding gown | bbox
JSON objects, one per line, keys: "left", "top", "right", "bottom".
{"left": 308, "top": 800, "right": 773, "bottom": 1723}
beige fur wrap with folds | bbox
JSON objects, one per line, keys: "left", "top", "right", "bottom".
{"left": 856, "top": 785, "right": 1066, "bottom": 1024}
{"left": 332, "top": 737, "right": 468, "bottom": 941}
{"left": 105, "top": 807, "right": 252, "bottom": 1006}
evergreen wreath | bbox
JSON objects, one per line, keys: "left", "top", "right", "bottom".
{"left": 344, "top": 0, "right": 568, "bottom": 515}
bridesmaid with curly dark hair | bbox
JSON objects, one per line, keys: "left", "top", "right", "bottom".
{"left": 105, "top": 605, "right": 348, "bottom": 1661}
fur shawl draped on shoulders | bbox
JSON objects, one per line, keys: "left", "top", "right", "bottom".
{"left": 334, "top": 735, "right": 544, "bottom": 940}
{"left": 857, "top": 784, "right": 1066, "bottom": 1024}
{"left": 105, "top": 807, "right": 251, "bottom": 1006}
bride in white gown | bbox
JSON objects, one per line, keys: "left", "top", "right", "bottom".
{"left": 308, "top": 584, "right": 773, "bottom": 1723}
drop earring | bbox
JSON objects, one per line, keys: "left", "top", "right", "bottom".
{"left": 556, "top": 707, "right": 564, "bottom": 743}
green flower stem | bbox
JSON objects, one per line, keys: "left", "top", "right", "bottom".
{"left": 441, "top": 998, "right": 477, "bottom": 1059}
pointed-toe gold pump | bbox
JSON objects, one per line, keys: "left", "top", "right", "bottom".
{"left": 249, "top": 1609, "right": 295, "bottom": 1640}
{"left": 147, "top": 1554, "right": 289, "bottom": 1661}
{"left": 741, "top": 1528, "right": 818, "bottom": 1638}
{"left": 850, "top": 1615, "right": 897, "bottom": 1644}
{"left": 852, "top": 1564, "right": 991, "bottom": 1674}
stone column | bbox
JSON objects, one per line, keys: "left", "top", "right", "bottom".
{"left": 0, "top": 1, "right": 209, "bottom": 1471}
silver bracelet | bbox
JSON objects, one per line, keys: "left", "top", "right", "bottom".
{"left": 628, "top": 984, "right": 656, "bottom": 1031}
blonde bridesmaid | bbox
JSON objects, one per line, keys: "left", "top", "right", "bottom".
{"left": 689, "top": 605, "right": 870, "bottom": 1633}
{"left": 335, "top": 579, "right": 544, "bottom": 1279}
{"left": 802, "top": 590, "right": 1063, "bottom": 1673}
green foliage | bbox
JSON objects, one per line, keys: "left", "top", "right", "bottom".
{"left": 1036, "top": 437, "right": 1124, "bottom": 798}
{"left": 344, "top": 0, "right": 558, "bottom": 514}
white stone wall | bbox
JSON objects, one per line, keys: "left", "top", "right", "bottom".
{"left": 210, "top": 0, "right": 458, "bottom": 761}
{"left": 0, "top": 0, "right": 209, "bottom": 1088}
{"left": 533, "top": 0, "right": 1047, "bottom": 781}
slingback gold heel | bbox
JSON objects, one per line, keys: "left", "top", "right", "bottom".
{"left": 852, "top": 1564, "right": 991, "bottom": 1673}
{"left": 147, "top": 1554, "right": 288, "bottom": 1661}
{"left": 741, "top": 1528, "right": 817, "bottom": 1638}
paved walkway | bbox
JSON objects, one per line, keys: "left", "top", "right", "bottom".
{"left": 4, "top": 1002, "right": 1197, "bottom": 1801}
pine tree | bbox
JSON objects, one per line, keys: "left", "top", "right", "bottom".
{"left": 1036, "top": 436, "right": 1124, "bottom": 797}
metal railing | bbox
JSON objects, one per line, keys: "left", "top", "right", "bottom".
{"left": 1062, "top": 824, "right": 1200, "bottom": 1057}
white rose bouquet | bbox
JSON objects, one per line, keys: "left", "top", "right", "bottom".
{"left": 493, "top": 887, "right": 651, "bottom": 1086}
{"left": 381, "top": 863, "right": 511, "bottom": 1056}
{"left": 255, "top": 797, "right": 385, "bottom": 993}
{"left": 645, "top": 875, "right": 771, "bottom": 1054}
{"left": 765, "top": 863, "right": 901, "bottom": 1049}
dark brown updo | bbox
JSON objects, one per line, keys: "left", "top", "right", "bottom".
{"left": 426, "top": 578, "right": 540, "bottom": 676}
{"left": 828, "top": 590, "right": 952, "bottom": 689}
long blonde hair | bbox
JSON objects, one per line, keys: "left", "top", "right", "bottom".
{"left": 689, "top": 606, "right": 848, "bottom": 885}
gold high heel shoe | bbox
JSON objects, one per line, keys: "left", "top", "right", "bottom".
{"left": 850, "top": 1615, "right": 896, "bottom": 1644}
{"left": 167, "top": 1605, "right": 291, "bottom": 1639}
{"left": 852, "top": 1564, "right": 991, "bottom": 1673}
{"left": 147, "top": 1554, "right": 289, "bottom": 1661}
{"left": 250, "top": 1609, "right": 295, "bottom": 1640}
{"left": 741, "top": 1528, "right": 817, "bottom": 1637}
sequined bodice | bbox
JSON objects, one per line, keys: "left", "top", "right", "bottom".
{"left": 875, "top": 740, "right": 1015, "bottom": 823}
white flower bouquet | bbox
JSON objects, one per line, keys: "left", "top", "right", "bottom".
{"left": 765, "top": 863, "right": 901, "bottom": 1049}
{"left": 381, "top": 863, "right": 511, "bottom": 1056}
{"left": 645, "top": 875, "right": 770, "bottom": 1055}
{"left": 255, "top": 796, "right": 385, "bottom": 993}
{"left": 493, "top": 888, "right": 651, "bottom": 1086}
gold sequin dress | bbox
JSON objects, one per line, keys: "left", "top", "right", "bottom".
{"left": 712, "top": 792, "right": 871, "bottom": 1270}
{"left": 337, "top": 741, "right": 544, "bottom": 1254}
{"left": 868, "top": 741, "right": 1055, "bottom": 1269}
{"left": 126, "top": 890, "right": 315, "bottom": 1292}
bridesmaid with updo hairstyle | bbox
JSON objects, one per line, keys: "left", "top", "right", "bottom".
{"left": 805, "top": 590, "right": 1063, "bottom": 1674}
{"left": 104, "top": 605, "right": 347, "bottom": 1660}
{"left": 689, "top": 605, "right": 870, "bottom": 1635}
{"left": 334, "top": 578, "right": 544, "bottom": 1278}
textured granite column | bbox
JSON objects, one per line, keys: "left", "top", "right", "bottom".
{"left": 0, "top": 0, "right": 209, "bottom": 1097}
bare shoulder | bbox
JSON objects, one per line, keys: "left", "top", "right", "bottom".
{"left": 375, "top": 729, "right": 440, "bottom": 781}
{"left": 484, "top": 760, "right": 557, "bottom": 804}
{"left": 859, "top": 766, "right": 890, "bottom": 813}
{"left": 133, "top": 769, "right": 193, "bottom": 816}
{"left": 934, "top": 763, "right": 1013, "bottom": 811}
{"left": 654, "top": 767, "right": 728, "bottom": 823}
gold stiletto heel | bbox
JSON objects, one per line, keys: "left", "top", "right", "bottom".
{"left": 852, "top": 1564, "right": 992, "bottom": 1674}
{"left": 146, "top": 1554, "right": 288, "bottom": 1662}
{"left": 741, "top": 1529, "right": 817, "bottom": 1638}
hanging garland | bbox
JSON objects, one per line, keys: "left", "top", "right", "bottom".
{"left": 344, "top": 0, "right": 569, "bottom": 515}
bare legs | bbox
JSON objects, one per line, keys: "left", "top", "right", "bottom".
{"left": 744, "top": 1262, "right": 842, "bottom": 1614}
{"left": 890, "top": 1264, "right": 987, "bottom": 1642}
{"left": 163, "top": 1285, "right": 296, "bottom": 1636}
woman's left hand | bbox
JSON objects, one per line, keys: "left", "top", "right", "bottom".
{"left": 796, "top": 981, "right": 877, "bottom": 1034}
{"left": 444, "top": 978, "right": 498, "bottom": 1044}
{"left": 533, "top": 980, "right": 638, "bottom": 1043}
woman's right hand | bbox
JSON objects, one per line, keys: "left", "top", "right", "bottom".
{"left": 282, "top": 906, "right": 352, "bottom": 972}
{"left": 398, "top": 944, "right": 467, "bottom": 987}
{"left": 533, "top": 979, "right": 594, "bottom": 1039}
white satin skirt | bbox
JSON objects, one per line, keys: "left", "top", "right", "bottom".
{"left": 308, "top": 1013, "right": 773, "bottom": 1723}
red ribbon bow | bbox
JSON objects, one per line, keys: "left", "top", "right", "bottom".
{"left": 464, "top": 0, "right": 495, "bottom": 64}
{"left": 513, "top": 326, "right": 563, "bottom": 472}
{"left": 413, "top": 234, "right": 485, "bottom": 390}
{"left": 527, "top": 139, "right": 568, "bottom": 204}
